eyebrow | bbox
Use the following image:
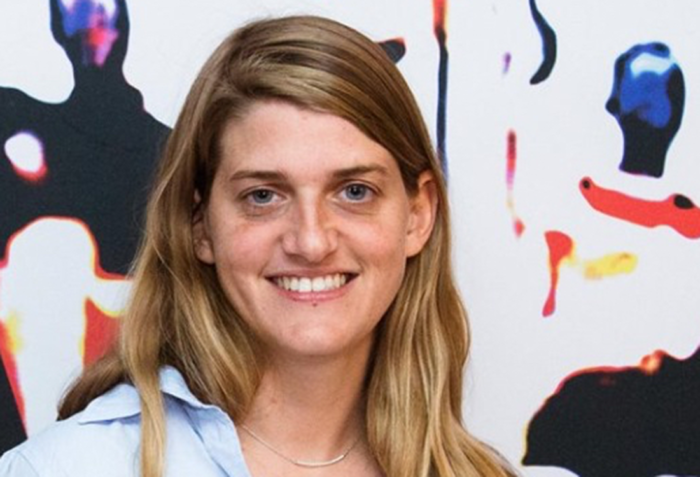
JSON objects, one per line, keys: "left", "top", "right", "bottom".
{"left": 228, "top": 165, "right": 390, "bottom": 183}
{"left": 228, "top": 170, "right": 288, "bottom": 182}
{"left": 331, "top": 165, "right": 390, "bottom": 180}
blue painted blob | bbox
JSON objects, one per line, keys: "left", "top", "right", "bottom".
{"left": 56, "top": 0, "right": 120, "bottom": 67}
{"left": 59, "top": 0, "right": 117, "bottom": 37}
{"left": 606, "top": 43, "right": 685, "bottom": 178}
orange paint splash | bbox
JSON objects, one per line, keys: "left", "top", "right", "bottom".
{"left": 543, "top": 231, "right": 574, "bottom": 317}
{"left": 433, "top": 0, "right": 448, "bottom": 37}
{"left": 506, "top": 130, "right": 525, "bottom": 237}
{"left": 639, "top": 350, "right": 667, "bottom": 375}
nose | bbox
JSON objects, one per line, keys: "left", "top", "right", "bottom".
{"left": 282, "top": 199, "right": 338, "bottom": 263}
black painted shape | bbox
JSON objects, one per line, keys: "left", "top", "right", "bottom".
{"left": 379, "top": 37, "right": 449, "bottom": 174}
{"left": 0, "top": 0, "right": 168, "bottom": 454}
{"left": 0, "top": 364, "right": 25, "bottom": 457}
{"left": 0, "top": 0, "right": 169, "bottom": 275}
{"left": 529, "top": 0, "right": 557, "bottom": 85}
{"left": 606, "top": 43, "right": 685, "bottom": 178}
{"left": 524, "top": 347, "right": 700, "bottom": 477}
{"left": 435, "top": 25, "right": 448, "bottom": 173}
{"left": 378, "top": 39, "right": 406, "bottom": 63}
{"left": 674, "top": 194, "right": 694, "bottom": 210}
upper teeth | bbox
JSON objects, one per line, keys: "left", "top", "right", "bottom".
{"left": 274, "top": 274, "right": 348, "bottom": 292}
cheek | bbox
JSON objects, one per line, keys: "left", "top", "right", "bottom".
{"left": 353, "top": 218, "right": 409, "bottom": 274}
{"left": 209, "top": 222, "right": 278, "bottom": 289}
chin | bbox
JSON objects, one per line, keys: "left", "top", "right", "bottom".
{"left": 270, "top": 332, "right": 374, "bottom": 362}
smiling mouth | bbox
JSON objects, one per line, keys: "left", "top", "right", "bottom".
{"left": 271, "top": 273, "right": 355, "bottom": 293}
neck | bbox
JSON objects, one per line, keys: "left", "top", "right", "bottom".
{"left": 242, "top": 344, "right": 373, "bottom": 460}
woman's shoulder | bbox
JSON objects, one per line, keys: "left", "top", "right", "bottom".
{"left": 0, "top": 367, "right": 249, "bottom": 477}
{"left": 0, "top": 382, "right": 143, "bottom": 477}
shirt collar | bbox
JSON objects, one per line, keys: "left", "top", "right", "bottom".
{"left": 78, "top": 366, "right": 214, "bottom": 424}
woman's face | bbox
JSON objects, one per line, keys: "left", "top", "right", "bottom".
{"left": 194, "top": 100, "right": 435, "bottom": 362}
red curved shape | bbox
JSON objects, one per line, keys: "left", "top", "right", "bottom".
{"left": 84, "top": 299, "right": 119, "bottom": 366}
{"left": 580, "top": 177, "right": 700, "bottom": 239}
{"left": 543, "top": 231, "right": 574, "bottom": 317}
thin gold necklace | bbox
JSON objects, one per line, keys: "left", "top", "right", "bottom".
{"left": 240, "top": 424, "right": 361, "bottom": 468}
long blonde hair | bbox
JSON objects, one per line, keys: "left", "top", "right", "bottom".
{"left": 59, "top": 15, "right": 513, "bottom": 477}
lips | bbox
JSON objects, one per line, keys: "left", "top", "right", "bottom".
{"left": 271, "top": 273, "right": 355, "bottom": 293}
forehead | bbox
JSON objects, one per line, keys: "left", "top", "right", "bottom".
{"left": 217, "top": 101, "right": 397, "bottom": 176}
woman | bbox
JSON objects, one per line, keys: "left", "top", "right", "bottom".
{"left": 0, "top": 15, "right": 514, "bottom": 477}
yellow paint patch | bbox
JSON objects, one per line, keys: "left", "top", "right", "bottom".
{"left": 583, "top": 253, "right": 638, "bottom": 280}
{"left": 4, "top": 313, "right": 23, "bottom": 354}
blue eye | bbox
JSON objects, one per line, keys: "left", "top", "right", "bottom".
{"left": 343, "top": 183, "right": 371, "bottom": 201}
{"left": 248, "top": 189, "right": 276, "bottom": 204}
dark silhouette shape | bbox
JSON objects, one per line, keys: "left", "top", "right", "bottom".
{"left": 606, "top": 43, "right": 685, "bottom": 178}
{"left": 529, "top": 0, "right": 557, "bottom": 85}
{"left": 524, "top": 347, "right": 700, "bottom": 477}
{"left": 0, "top": 0, "right": 169, "bottom": 275}
{"left": 0, "top": 364, "right": 24, "bottom": 455}
{"left": 378, "top": 38, "right": 406, "bottom": 63}
{"left": 0, "top": 0, "right": 169, "bottom": 455}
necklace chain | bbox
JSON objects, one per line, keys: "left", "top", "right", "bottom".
{"left": 240, "top": 424, "right": 360, "bottom": 468}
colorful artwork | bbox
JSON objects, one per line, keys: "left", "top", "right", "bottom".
{"left": 580, "top": 177, "right": 700, "bottom": 239}
{"left": 0, "top": 0, "right": 431, "bottom": 456}
{"left": 0, "top": 0, "right": 168, "bottom": 274}
{"left": 1, "top": 1, "right": 698, "bottom": 474}
{"left": 513, "top": 2, "right": 700, "bottom": 475}
{"left": 606, "top": 43, "right": 685, "bottom": 178}
{"left": 505, "top": 130, "right": 525, "bottom": 237}
{"left": 433, "top": 0, "right": 449, "bottom": 167}
{"left": 528, "top": 0, "right": 556, "bottom": 85}
{"left": 525, "top": 347, "right": 700, "bottom": 477}
{"left": 0, "top": 0, "right": 167, "bottom": 449}
{"left": 0, "top": 218, "right": 126, "bottom": 434}
{"left": 542, "top": 230, "right": 637, "bottom": 317}
{"left": 542, "top": 231, "right": 574, "bottom": 318}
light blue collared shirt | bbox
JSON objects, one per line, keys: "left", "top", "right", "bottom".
{"left": 0, "top": 367, "right": 253, "bottom": 476}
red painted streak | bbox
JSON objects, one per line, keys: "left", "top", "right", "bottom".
{"left": 88, "top": 27, "right": 110, "bottom": 48}
{"left": 83, "top": 300, "right": 119, "bottom": 366}
{"left": 0, "top": 321, "right": 25, "bottom": 428}
{"left": 506, "top": 130, "right": 517, "bottom": 187}
{"left": 580, "top": 177, "right": 700, "bottom": 239}
{"left": 433, "top": 0, "right": 447, "bottom": 35}
{"left": 543, "top": 231, "right": 574, "bottom": 317}
{"left": 506, "top": 130, "right": 525, "bottom": 237}
{"left": 82, "top": 222, "right": 124, "bottom": 364}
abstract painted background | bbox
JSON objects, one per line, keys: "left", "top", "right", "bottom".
{"left": 1, "top": 1, "right": 698, "bottom": 476}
